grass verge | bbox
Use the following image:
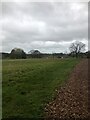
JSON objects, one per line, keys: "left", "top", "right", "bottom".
{"left": 2, "top": 58, "right": 80, "bottom": 118}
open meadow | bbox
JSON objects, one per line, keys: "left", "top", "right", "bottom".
{"left": 2, "top": 58, "right": 80, "bottom": 118}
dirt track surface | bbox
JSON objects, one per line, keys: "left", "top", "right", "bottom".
{"left": 45, "top": 59, "right": 90, "bottom": 119}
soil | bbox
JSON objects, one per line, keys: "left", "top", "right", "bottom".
{"left": 45, "top": 59, "right": 90, "bottom": 120}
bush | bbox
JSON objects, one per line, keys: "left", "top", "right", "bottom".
{"left": 10, "top": 48, "right": 26, "bottom": 59}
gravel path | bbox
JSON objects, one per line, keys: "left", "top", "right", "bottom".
{"left": 45, "top": 59, "right": 90, "bottom": 119}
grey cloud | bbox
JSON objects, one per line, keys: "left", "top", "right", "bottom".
{"left": 1, "top": 2, "right": 88, "bottom": 53}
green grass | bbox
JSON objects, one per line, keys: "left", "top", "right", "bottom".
{"left": 2, "top": 58, "right": 80, "bottom": 118}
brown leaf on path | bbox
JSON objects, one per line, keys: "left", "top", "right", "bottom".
{"left": 45, "top": 59, "right": 90, "bottom": 119}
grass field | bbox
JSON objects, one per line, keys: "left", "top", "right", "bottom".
{"left": 2, "top": 58, "right": 80, "bottom": 118}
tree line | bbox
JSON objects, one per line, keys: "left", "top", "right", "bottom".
{"left": 1, "top": 41, "right": 90, "bottom": 59}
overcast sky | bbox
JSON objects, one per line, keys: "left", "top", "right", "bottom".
{"left": 0, "top": 1, "right": 88, "bottom": 53}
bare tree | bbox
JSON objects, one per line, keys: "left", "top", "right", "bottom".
{"left": 69, "top": 41, "right": 85, "bottom": 58}
{"left": 28, "top": 50, "right": 42, "bottom": 58}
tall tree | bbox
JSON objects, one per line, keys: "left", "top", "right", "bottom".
{"left": 10, "top": 48, "right": 26, "bottom": 59}
{"left": 69, "top": 41, "right": 85, "bottom": 58}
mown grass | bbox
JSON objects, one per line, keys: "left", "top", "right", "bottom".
{"left": 2, "top": 58, "right": 80, "bottom": 118}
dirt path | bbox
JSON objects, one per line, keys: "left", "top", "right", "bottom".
{"left": 45, "top": 59, "right": 90, "bottom": 119}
